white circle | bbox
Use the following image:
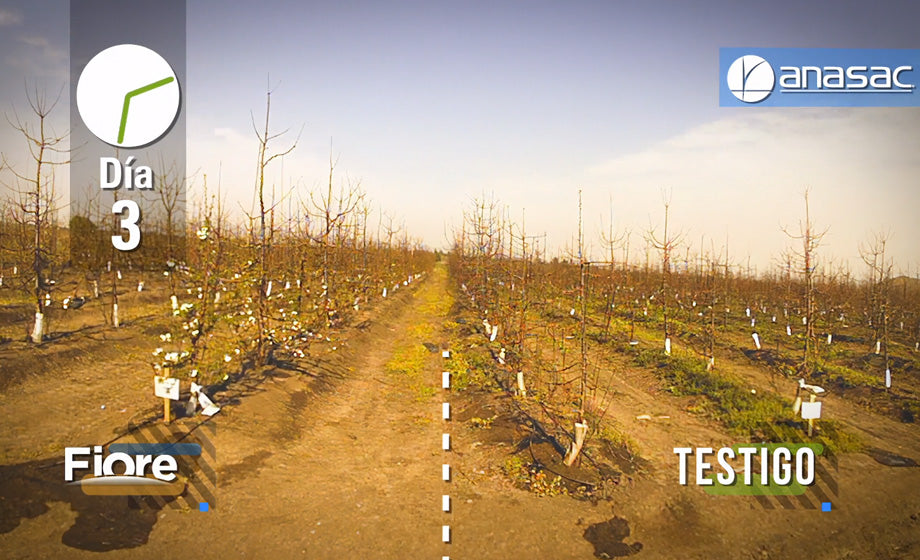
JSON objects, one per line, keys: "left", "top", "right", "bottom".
{"left": 76, "top": 44, "right": 180, "bottom": 148}
{"left": 726, "top": 55, "right": 774, "bottom": 103}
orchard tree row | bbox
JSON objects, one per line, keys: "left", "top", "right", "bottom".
{"left": 448, "top": 191, "right": 920, "bottom": 461}
{"left": 0, "top": 87, "right": 435, "bottom": 387}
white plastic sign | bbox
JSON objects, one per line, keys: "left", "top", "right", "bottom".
{"left": 154, "top": 376, "right": 180, "bottom": 400}
{"left": 800, "top": 401, "right": 822, "bottom": 420}
{"left": 197, "top": 391, "right": 220, "bottom": 416}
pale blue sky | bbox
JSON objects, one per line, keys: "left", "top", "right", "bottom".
{"left": 1, "top": 1, "right": 919, "bottom": 275}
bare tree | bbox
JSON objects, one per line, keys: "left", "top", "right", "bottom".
{"left": 154, "top": 156, "right": 185, "bottom": 269}
{"left": 1, "top": 86, "right": 69, "bottom": 343}
{"left": 860, "top": 230, "right": 893, "bottom": 388}
{"left": 646, "top": 190, "right": 684, "bottom": 354}
{"left": 599, "top": 196, "right": 626, "bottom": 339}
{"left": 251, "top": 86, "right": 300, "bottom": 365}
{"left": 308, "top": 145, "right": 364, "bottom": 326}
{"left": 464, "top": 194, "right": 502, "bottom": 303}
{"left": 705, "top": 242, "right": 727, "bottom": 370}
{"left": 564, "top": 189, "right": 589, "bottom": 466}
{"left": 782, "top": 188, "right": 827, "bottom": 380}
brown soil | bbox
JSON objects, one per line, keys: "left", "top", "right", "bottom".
{"left": 0, "top": 267, "right": 918, "bottom": 559}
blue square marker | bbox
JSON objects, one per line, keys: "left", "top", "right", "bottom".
{"left": 199, "top": 502, "right": 210, "bottom": 512}
{"left": 821, "top": 502, "right": 831, "bottom": 512}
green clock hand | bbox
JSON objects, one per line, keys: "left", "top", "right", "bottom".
{"left": 117, "top": 76, "right": 175, "bottom": 144}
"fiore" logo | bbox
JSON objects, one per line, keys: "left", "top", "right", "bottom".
{"left": 64, "top": 444, "right": 198, "bottom": 496}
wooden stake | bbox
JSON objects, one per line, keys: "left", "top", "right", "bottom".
{"left": 806, "top": 393, "right": 816, "bottom": 437}
{"left": 163, "top": 367, "right": 172, "bottom": 424}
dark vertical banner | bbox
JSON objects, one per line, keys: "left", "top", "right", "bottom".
{"left": 70, "top": 0, "right": 186, "bottom": 270}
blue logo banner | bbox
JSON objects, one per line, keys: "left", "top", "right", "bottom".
{"left": 720, "top": 48, "right": 920, "bottom": 107}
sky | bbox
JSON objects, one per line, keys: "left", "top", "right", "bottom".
{"left": 1, "top": 0, "right": 918, "bottom": 277}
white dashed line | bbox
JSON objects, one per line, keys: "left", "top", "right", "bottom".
{"left": 442, "top": 352, "right": 451, "bottom": 553}
{"left": 441, "top": 350, "right": 450, "bottom": 560}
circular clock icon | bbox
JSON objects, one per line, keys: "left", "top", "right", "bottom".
{"left": 76, "top": 44, "right": 180, "bottom": 148}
